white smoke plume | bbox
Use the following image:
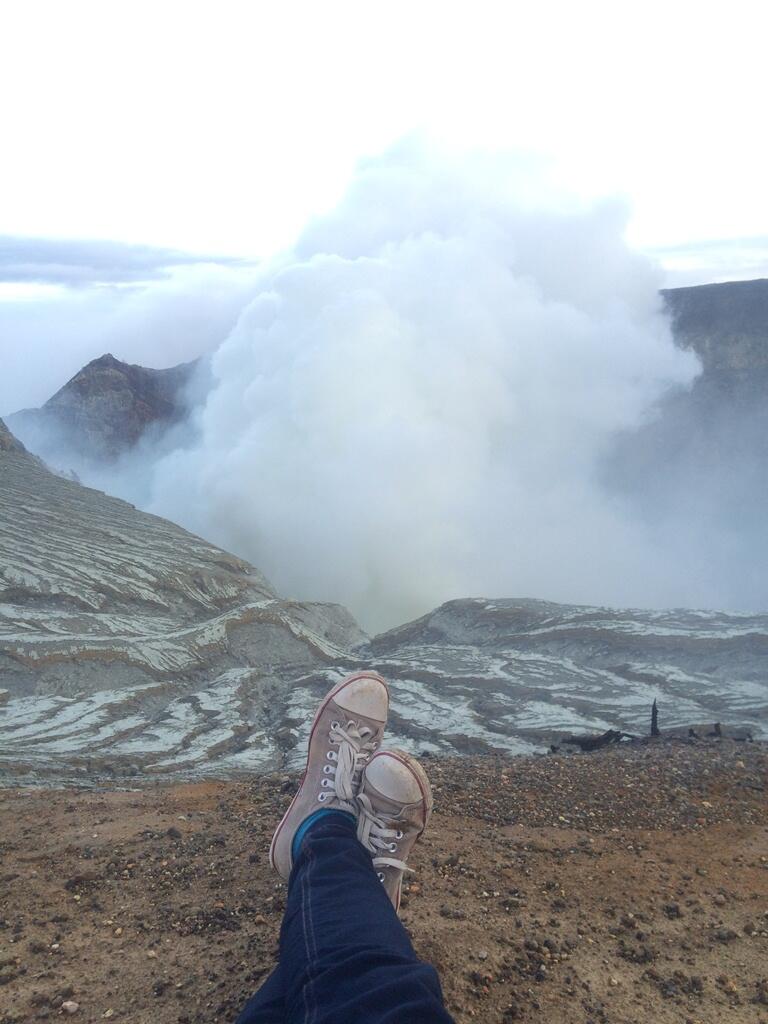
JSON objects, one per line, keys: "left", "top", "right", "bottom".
{"left": 144, "top": 140, "right": 700, "bottom": 631}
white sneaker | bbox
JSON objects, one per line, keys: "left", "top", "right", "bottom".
{"left": 356, "top": 748, "right": 433, "bottom": 911}
{"left": 269, "top": 672, "right": 389, "bottom": 880}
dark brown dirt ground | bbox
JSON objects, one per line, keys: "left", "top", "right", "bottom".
{"left": 1, "top": 741, "right": 766, "bottom": 1024}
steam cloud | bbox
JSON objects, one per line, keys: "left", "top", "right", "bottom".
{"left": 142, "top": 141, "right": 702, "bottom": 631}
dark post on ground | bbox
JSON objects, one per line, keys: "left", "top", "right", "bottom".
{"left": 651, "top": 698, "right": 660, "bottom": 737}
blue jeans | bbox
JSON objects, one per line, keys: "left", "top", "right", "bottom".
{"left": 235, "top": 813, "right": 455, "bottom": 1023}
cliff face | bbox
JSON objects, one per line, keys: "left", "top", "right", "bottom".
{"left": 662, "top": 278, "right": 768, "bottom": 373}
{"left": 7, "top": 353, "right": 203, "bottom": 463}
{"left": 606, "top": 279, "right": 768, "bottom": 538}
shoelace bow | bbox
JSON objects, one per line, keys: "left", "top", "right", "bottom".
{"left": 355, "top": 792, "right": 412, "bottom": 875}
{"left": 322, "top": 719, "right": 377, "bottom": 809}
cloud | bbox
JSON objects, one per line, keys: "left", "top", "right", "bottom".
{"left": 138, "top": 140, "right": 701, "bottom": 631}
{"left": 0, "top": 234, "right": 249, "bottom": 287}
{"left": 649, "top": 235, "right": 768, "bottom": 287}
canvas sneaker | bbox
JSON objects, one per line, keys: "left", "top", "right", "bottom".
{"left": 355, "top": 748, "right": 433, "bottom": 910}
{"left": 269, "top": 671, "right": 389, "bottom": 880}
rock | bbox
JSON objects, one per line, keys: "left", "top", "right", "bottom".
{"left": 439, "top": 906, "right": 466, "bottom": 920}
{"left": 64, "top": 873, "right": 98, "bottom": 891}
{"left": 61, "top": 1001, "right": 79, "bottom": 1014}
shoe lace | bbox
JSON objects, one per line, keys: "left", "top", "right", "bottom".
{"left": 319, "top": 720, "right": 377, "bottom": 808}
{"left": 355, "top": 791, "right": 411, "bottom": 876}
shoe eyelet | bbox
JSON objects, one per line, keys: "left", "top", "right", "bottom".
{"left": 377, "top": 872, "right": 385, "bottom": 882}
{"left": 323, "top": 765, "right": 333, "bottom": 774}
{"left": 326, "top": 751, "right": 336, "bottom": 760}
{"left": 331, "top": 721, "right": 340, "bottom": 730}
{"left": 321, "top": 779, "right": 331, "bottom": 788}
{"left": 395, "top": 830, "right": 403, "bottom": 840}
{"left": 388, "top": 842, "right": 397, "bottom": 852}
{"left": 318, "top": 792, "right": 327, "bottom": 802}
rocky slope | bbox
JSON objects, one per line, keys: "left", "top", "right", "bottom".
{"left": 0, "top": 420, "right": 364, "bottom": 779}
{"left": 7, "top": 353, "right": 203, "bottom": 464}
{"left": 363, "top": 598, "right": 767, "bottom": 753}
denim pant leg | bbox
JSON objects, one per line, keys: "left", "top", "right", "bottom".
{"left": 235, "top": 965, "right": 285, "bottom": 1024}
{"left": 279, "top": 814, "right": 455, "bottom": 1024}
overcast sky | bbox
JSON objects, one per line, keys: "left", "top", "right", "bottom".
{"left": 2, "top": 0, "right": 767, "bottom": 263}
{"left": 2, "top": 0, "right": 767, "bottom": 410}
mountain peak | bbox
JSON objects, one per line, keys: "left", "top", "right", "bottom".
{"left": 8, "top": 354, "right": 201, "bottom": 463}
{"left": 84, "top": 352, "right": 123, "bottom": 370}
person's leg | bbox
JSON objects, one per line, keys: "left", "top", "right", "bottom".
{"left": 279, "top": 811, "right": 454, "bottom": 1024}
{"left": 234, "top": 966, "right": 285, "bottom": 1024}
{"left": 235, "top": 671, "right": 454, "bottom": 1024}
{"left": 237, "top": 670, "right": 391, "bottom": 1024}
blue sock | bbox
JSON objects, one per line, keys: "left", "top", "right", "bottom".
{"left": 291, "top": 808, "right": 355, "bottom": 861}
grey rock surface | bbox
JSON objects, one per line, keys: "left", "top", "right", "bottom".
{"left": 363, "top": 598, "right": 768, "bottom": 753}
{"left": 0, "top": 426, "right": 366, "bottom": 779}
